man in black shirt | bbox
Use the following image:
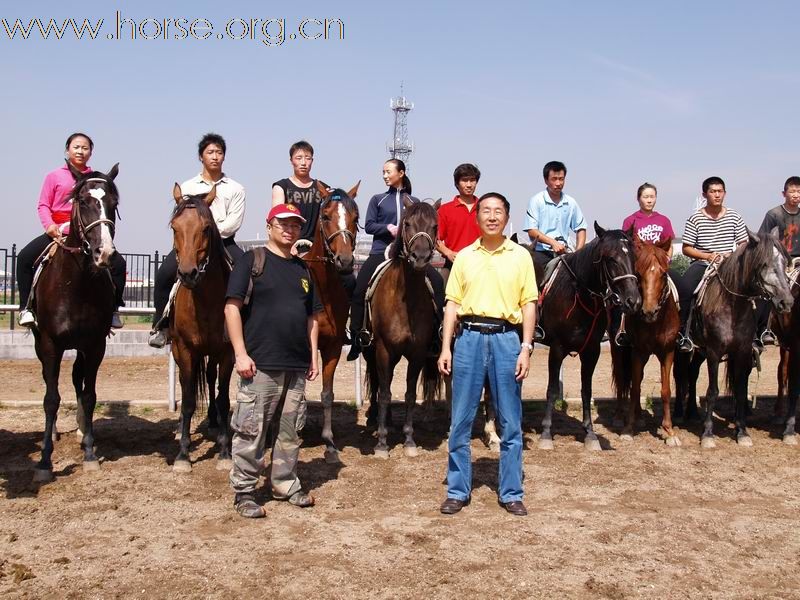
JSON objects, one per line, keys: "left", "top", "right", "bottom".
{"left": 224, "top": 203, "right": 322, "bottom": 518}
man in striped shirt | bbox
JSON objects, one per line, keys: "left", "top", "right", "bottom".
{"left": 676, "top": 176, "right": 748, "bottom": 351}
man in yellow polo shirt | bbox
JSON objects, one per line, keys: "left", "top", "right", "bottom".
{"left": 438, "top": 192, "right": 538, "bottom": 517}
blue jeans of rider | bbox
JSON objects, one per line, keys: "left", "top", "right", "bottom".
{"left": 447, "top": 328, "right": 524, "bottom": 503}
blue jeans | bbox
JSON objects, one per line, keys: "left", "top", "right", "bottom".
{"left": 447, "top": 328, "right": 524, "bottom": 503}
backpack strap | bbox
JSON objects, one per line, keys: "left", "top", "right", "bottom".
{"left": 244, "top": 247, "right": 267, "bottom": 307}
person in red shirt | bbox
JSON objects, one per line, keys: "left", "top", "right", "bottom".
{"left": 436, "top": 163, "right": 481, "bottom": 285}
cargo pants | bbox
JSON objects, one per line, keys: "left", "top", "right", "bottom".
{"left": 229, "top": 369, "right": 306, "bottom": 499}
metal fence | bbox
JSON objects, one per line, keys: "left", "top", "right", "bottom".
{"left": 0, "top": 245, "right": 168, "bottom": 329}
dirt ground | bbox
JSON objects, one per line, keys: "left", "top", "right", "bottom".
{"left": 0, "top": 347, "right": 798, "bottom": 599}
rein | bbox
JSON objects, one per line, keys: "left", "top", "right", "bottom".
{"left": 400, "top": 230, "right": 435, "bottom": 262}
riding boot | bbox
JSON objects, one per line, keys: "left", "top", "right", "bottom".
{"left": 533, "top": 303, "right": 545, "bottom": 342}
{"left": 346, "top": 331, "right": 360, "bottom": 361}
{"left": 677, "top": 302, "right": 696, "bottom": 353}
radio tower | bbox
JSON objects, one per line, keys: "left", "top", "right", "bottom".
{"left": 387, "top": 83, "right": 414, "bottom": 169}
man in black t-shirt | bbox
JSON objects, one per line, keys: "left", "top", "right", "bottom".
{"left": 755, "top": 176, "right": 800, "bottom": 345}
{"left": 224, "top": 203, "right": 322, "bottom": 519}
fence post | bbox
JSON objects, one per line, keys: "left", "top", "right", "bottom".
{"left": 152, "top": 250, "right": 160, "bottom": 307}
{"left": 9, "top": 244, "right": 16, "bottom": 331}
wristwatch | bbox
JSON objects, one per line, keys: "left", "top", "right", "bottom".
{"left": 520, "top": 342, "right": 534, "bottom": 355}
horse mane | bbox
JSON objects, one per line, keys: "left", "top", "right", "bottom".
{"left": 635, "top": 241, "right": 669, "bottom": 273}
{"left": 170, "top": 194, "right": 224, "bottom": 258}
{"left": 703, "top": 232, "right": 783, "bottom": 314}
{"left": 388, "top": 197, "right": 436, "bottom": 260}
{"left": 322, "top": 189, "right": 360, "bottom": 227}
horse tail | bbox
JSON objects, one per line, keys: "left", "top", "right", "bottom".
{"left": 189, "top": 356, "right": 208, "bottom": 417}
{"left": 363, "top": 347, "right": 379, "bottom": 408}
{"left": 610, "top": 345, "right": 632, "bottom": 401}
{"left": 422, "top": 354, "right": 443, "bottom": 406}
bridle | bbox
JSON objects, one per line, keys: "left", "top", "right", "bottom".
{"left": 561, "top": 241, "right": 638, "bottom": 306}
{"left": 305, "top": 198, "right": 358, "bottom": 264}
{"left": 399, "top": 225, "right": 436, "bottom": 263}
{"left": 172, "top": 202, "right": 212, "bottom": 277}
{"left": 58, "top": 177, "right": 117, "bottom": 256}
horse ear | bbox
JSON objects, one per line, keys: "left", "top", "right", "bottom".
{"left": 173, "top": 183, "right": 183, "bottom": 204}
{"left": 510, "top": 232, "right": 519, "bottom": 244}
{"left": 433, "top": 198, "right": 442, "bottom": 210}
{"left": 205, "top": 185, "right": 217, "bottom": 206}
{"left": 770, "top": 226, "right": 781, "bottom": 242}
{"left": 403, "top": 196, "right": 414, "bottom": 209}
{"left": 107, "top": 163, "right": 119, "bottom": 181}
{"left": 594, "top": 221, "right": 606, "bottom": 237}
{"left": 747, "top": 227, "right": 759, "bottom": 246}
{"left": 316, "top": 181, "right": 330, "bottom": 199}
{"left": 347, "top": 181, "right": 361, "bottom": 199}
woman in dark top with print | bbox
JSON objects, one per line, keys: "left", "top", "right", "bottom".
{"left": 347, "top": 159, "right": 444, "bottom": 360}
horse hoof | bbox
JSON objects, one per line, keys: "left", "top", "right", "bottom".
{"left": 701, "top": 437, "right": 716, "bottom": 449}
{"left": 584, "top": 438, "right": 602, "bottom": 451}
{"left": 619, "top": 433, "right": 633, "bottom": 442}
{"left": 75, "top": 429, "right": 83, "bottom": 442}
{"left": 665, "top": 436, "right": 681, "bottom": 447}
{"left": 216, "top": 458, "right": 233, "bottom": 471}
{"left": 83, "top": 460, "right": 100, "bottom": 472}
{"left": 172, "top": 460, "right": 192, "bottom": 473}
{"left": 538, "top": 437, "right": 554, "bottom": 451}
{"left": 324, "top": 449, "right": 341, "bottom": 465}
{"left": 783, "top": 435, "right": 798, "bottom": 446}
{"left": 33, "top": 468, "right": 53, "bottom": 483}
{"left": 174, "top": 432, "right": 182, "bottom": 441}
{"left": 403, "top": 445, "right": 418, "bottom": 458}
{"left": 374, "top": 448, "right": 389, "bottom": 460}
{"left": 737, "top": 436, "right": 753, "bottom": 447}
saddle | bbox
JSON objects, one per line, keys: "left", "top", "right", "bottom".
{"left": 358, "top": 258, "right": 439, "bottom": 348}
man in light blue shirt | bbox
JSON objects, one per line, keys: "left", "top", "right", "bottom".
{"left": 524, "top": 161, "right": 587, "bottom": 276}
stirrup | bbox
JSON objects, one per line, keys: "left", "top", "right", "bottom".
{"left": 533, "top": 324, "right": 545, "bottom": 342}
{"left": 357, "top": 329, "right": 373, "bottom": 348}
{"left": 614, "top": 330, "right": 630, "bottom": 347}
{"left": 676, "top": 332, "right": 696, "bottom": 353}
{"left": 759, "top": 328, "right": 776, "bottom": 346}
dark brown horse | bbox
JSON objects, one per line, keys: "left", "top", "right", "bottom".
{"left": 364, "top": 199, "right": 443, "bottom": 458}
{"left": 303, "top": 182, "right": 360, "bottom": 464}
{"left": 673, "top": 229, "right": 793, "bottom": 447}
{"left": 32, "top": 163, "right": 121, "bottom": 482}
{"left": 169, "top": 184, "right": 233, "bottom": 472}
{"left": 534, "top": 223, "right": 641, "bottom": 451}
{"left": 610, "top": 237, "right": 681, "bottom": 445}
{"left": 769, "top": 259, "right": 800, "bottom": 443}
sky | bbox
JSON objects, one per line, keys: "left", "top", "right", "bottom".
{"left": 2, "top": 0, "right": 799, "bottom": 253}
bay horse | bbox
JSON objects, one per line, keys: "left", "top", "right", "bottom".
{"left": 32, "top": 163, "right": 121, "bottom": 482}
{"left": 610, "top": 237, "right": 681, "bottom": 445}
{"left": 169, "top": 184, "right": 233, "bottom": 472}
{"left": 673, "top": 229, "right": 793, "bottom": 447}
{"left": 303, "top": 182, "right": 360, "bottom": 464}
{"left": 534, "top": 223, "right": 641, "bottom": 451}
{"left": 764, "top": 259, "right": 800, "bottom": 443}
{"left": 364, "top": 198, "right": 443, "bottom": 458}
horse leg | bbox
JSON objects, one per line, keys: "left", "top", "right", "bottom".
{"left": 701, "top": 357, "right": 720, "bottom": 449}
{"left": 173, "top": 347, "right": 195, "bottom": 472}
{"left": 732, "top": 354, "right": 754, "bottom": 446}
{"left": 539, "top": 346, "right": 564, "bottom": 450}
{"left": 206, "top": 358, "right": 219, "bottom": 431}
{"left": 660, "top": 350, "right": 681, "bottom": 446}
{"left": 774, "top": 347, "right": 789, "bottom": 426}
{"left": 365, "top": 351, "right": 379, "bottom": 429}
{"left": 76, "top": 344, "right": 105, "bottom": 470}
{"left": 782, "top": 346, "right": 800, "bottom": 444}
{"left": 374, "top": 345, "right": 394, "bottom": 459}
{"left": 686, "top": 355, "right": 703, "bottom": 422}
{"left": 401, "top": 361, "right": 423, "bottom": 457}
{"left": 672, "top": 351, "right": 687, "bottom": 423}
{"left": 580, "top": 348, "right": 602, "bottom": 451}
{"left": 482, "top": 383, "right": 501, "bottom": 452}
{"left": 34, "top": 341, "right": 64, "bottom": 482}
{"left": 320, "top": 348, "right": 342, "bottom": 464}
{"left": 621, "top": 353, "right": 646, "bottom": 441}
{"left": 214, "top": 350, "right": 233, "bottom": 468}
{"left": 72, "top": 352, "right": 85, "bottom": 443}
{"left": 610, "top": 344, "right": 627, "bottom": 430}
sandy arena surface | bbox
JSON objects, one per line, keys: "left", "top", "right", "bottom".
{"left": 0, "top": 348, "right": 798, "bottom": 599}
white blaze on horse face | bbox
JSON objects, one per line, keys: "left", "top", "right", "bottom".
{"left": 92, "top": 188, "right": 115, "bottom": 264}
{"left": 337, "top": 202, "right": 346, "bottom": 232}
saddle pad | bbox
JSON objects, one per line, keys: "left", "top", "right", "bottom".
{"left": 364, "top": 259, "right": 394, "bottom": 303}
{"left": 538, "top": 259, "right": 564, "bottom": 305}
{"left": 161, "top": 280, "right": 182, "bottom": 320}
{"left": 695, "top": 261, "right": 719, "bottom": 307}
{"left": 667, "top": 276, "right": 680, "bottom": 311}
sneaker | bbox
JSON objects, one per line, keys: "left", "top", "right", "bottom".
{"left": 18, "top": 309, "right": 35, "bottom": 328}
{"left": 234, "top": 493, "right": 266, "bottom": 519}
{"left": 148, "top": 329, "right": 169, "bottom": 349}
{"left": 111, "top": 311, "right": 124, "bottom": 329}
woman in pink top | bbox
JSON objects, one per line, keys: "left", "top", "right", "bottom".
{"left": 16, "top": 133, "right": 126, "bottom": 327}
{"left": 621, "top": 182, "right": 675, "bottom": 257}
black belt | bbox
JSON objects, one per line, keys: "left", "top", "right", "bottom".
{"left": 460, "top": 316, "right": 516, "bottom": 334}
